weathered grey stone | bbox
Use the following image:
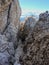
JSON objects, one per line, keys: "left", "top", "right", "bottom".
{"left": 0, "top": 53, "right": 9, "bottom": 65}
{"left": 0, "top": 0, "right": 22, "bottom": 65}
{"left": 0, "top": 34, "right": 14, "bottom": 55}
{"left": 9, "top": 0, "right": 21, "bottom": 27}
{"left": 0, "top": 34, "right": 15, "bottom": 65}
{"left": 18, "top": 16, "right": 37, "bottom": 42}
{"left": 0, "top": 7, "right": 8, "bottom": 33}
{"left": 39, "top": 11, "right": 49, "bottom": 21}
{"left": 0, "top": 0, "right": 21, "bottom": 34}
{"left": 19, "top": 11, "right": 49, "bottom": 65}
{"left": 14, "top": 40, "right": 23, "bottom": 65}
{"left": 3, "top": 0, "right": 21, "bottom": 47}
{"left": 24, "top": 16, "right": 37, "bottom": 33}
{"left": 14, "top": 62, "right": 21, "bottom": 65}
{"left": 0, "top": 0, "right": 12, "bottom": 33}
{"left": 4, "top": 23, "right": 18, "bottom": 44}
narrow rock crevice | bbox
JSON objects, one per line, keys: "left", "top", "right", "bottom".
{"left": 2, "top": 2, "right": 12, "bottom": 34}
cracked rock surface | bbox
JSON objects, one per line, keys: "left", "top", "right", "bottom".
{"left": 19, "top": 11, "right": 49, "bottom": 65}
{"left": 0, "top": 0, "right": 21, "bottom": 65}
{"left": 0, "top": 0, "right": 49, "bottom": 65}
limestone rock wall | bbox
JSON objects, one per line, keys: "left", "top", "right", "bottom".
{"left": 0, "top": 0, "right": 49, "bottom": 65}
{"left": 0, "top": 0, "right": 21, "bottom": 33}
{"left": 19, "top": 12, "right": 49, "bottom": 65}
{"left": 0, "top": 0, "right": 21, "bottom": 65}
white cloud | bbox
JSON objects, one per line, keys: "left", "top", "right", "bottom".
{"left": 21, "top": 9, "right": 45, "bottom": 16}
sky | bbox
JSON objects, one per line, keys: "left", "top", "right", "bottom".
{"left": 19, "top": 0, "right": 49, "bottom": 16}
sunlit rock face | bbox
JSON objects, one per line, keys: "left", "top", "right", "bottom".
{"left": 4, "top": 0, "right": 21, "bottom": 43}
{"left": 0, "top": 0, "right": 21, "bottom": 65}
{"left": 0, "top": 0, "right": 21, "bottom": 47}
{"left": 24, "top": 16, "right": 37, "bottom": 34}
{"left": 0, "top": 4, "right": 8, "bottom": 32}
{"left": 9, "top": 0, "right": 21, "bottom": 27}
{"left": 0, "top": 0, "right": 12, "bottom": 7}
{"left": 0, "top": 0, "right": 21, "bottom": 33}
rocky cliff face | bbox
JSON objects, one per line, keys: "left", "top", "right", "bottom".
{"left": 0, "top": 1, "right": 49, "bottom": 65}
{"left": 0, "top": 0, "right": 21, "bottom": 33}
{"left": 0, "top": 0, "right": 21, "bottom": 65}
{"left": 19, "top": 11, "right": 49, "bottom": 65}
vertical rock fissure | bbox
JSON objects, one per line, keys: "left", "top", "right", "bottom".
{"left": 2, "top": 2, "right": 12, "bottom": 34}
